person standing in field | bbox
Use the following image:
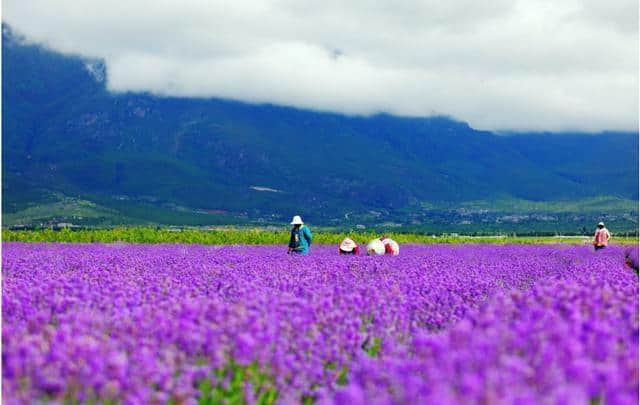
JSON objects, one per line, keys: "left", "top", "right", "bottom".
{"left": 593, "top": 221, "right": 610, "bottom": 251}
{"left": 288, "top": 215, "right": 313, "bottom": 255}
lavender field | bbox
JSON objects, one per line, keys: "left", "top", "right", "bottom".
{"left": 2, "top": 243, "right": 638, "bottom": 404}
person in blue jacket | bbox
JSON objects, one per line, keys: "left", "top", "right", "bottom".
{"left": 287, "top": 215, "right": 312, "bottom": 255}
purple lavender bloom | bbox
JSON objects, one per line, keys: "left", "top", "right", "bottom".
{"left": 624, "top": 245, "right": 639, "bottom": 271}
{"left": 2, "top": 243, "right": 637, "bottom": 403}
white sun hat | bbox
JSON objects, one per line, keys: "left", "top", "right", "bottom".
{"left": 366, "top": 238, "right": 385, "bottom": 255}
{"left": 340, "top": 238, "right": 357, "bottom": 251}
{"left": 291, "top": 215, "right": 304, "bottom": 225}
{"left": 598, "top": 221, "right": 605, "bottom": 226}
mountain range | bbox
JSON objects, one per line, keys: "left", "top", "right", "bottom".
{"left": 2, "top": 25, "right": 638, "bottom": 232}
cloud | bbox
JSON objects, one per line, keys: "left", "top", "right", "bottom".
{"left": 3, "top": 0, "right": 638, "bottom": 131}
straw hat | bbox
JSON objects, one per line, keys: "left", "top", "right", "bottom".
{"left": 340, "top": 238, "right": 357, "bottom": 251}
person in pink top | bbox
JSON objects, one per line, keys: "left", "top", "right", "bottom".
{"left": 593, "top": 222, "right": 610, "bottom": 251}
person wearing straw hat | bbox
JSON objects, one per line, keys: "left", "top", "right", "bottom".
{"left": 339, "top": 237, "right": 360, "bottom": 255}
{"left": 288, "top": 215, "right": 313, "bottom": 255}
{"left": 593, "top": 221, "right": 610, "bottom": 251}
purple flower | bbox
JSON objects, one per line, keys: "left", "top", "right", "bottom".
{"left": 2, "top": 243, "right": 637, "bottom": 403}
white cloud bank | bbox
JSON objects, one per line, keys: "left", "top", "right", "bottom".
{"left": 3, "top": 0, "right": 638, "bottom": 131}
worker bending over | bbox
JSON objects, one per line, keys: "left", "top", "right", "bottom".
{"left": 366, "top": 236, "right": 399, "bottom": 256}
{"left": 339, "top": 238, "right": 360, "bottom": 255}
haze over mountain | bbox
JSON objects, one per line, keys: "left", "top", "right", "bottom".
{"left": 2, "top": 25, "right": 638, "bottom": 231}
{"left": 4, "top": 1, "right": 638, "bottom": 132}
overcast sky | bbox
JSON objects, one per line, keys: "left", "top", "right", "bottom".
{"left": 3, "top": 0, "right": 638, "bottom": 131}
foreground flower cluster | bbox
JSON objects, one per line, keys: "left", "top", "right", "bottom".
{"left": 2, "top": 243, "right": 638, "bottom": 404}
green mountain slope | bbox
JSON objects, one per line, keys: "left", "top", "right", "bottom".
{"left": 2, "top": 25, "right": 638, "bottom": 231}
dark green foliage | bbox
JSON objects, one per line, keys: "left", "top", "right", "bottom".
{"left": 197, "top": 361, "right": 278, "bottom": 405}
{"left": 335, "top": 367, "right": 349, "bottom": 386}
{"left": 366, "top": 337, "right": 382, "bottom": 358}
{"left": 3, "top": 227, "right": 638, "bottom": 245}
